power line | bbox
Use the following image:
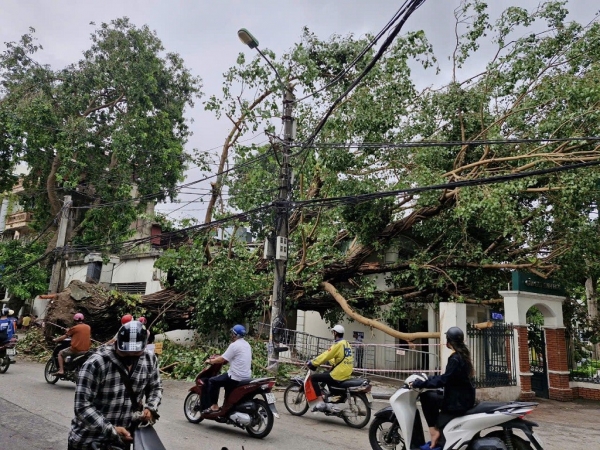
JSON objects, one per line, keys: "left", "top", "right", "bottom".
{"left": 290, "top": 160, "right": 600, "bottom": 209}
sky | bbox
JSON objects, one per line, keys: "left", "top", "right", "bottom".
{"left": 0, "top": 0, "right": 596, "bottom": 222}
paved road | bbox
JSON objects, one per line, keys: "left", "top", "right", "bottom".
{"left": 1, "top": 360, "right": 599, "bottom": 449}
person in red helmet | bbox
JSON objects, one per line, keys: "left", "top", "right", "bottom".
{"left": 52, "top": 313, "right": 91, "bottom": 376}
{"left": 121, "top": 314, "right": 133, "bottom": 325}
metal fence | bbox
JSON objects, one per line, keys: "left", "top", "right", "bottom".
{"left": 466, "top": 322, "right": 517, "bottom": 388}
{"left": 566, "top": 327, "right": 600, "bottom": 383}
{"left": 256, "top": 323, "right": 441, "bottom": 382}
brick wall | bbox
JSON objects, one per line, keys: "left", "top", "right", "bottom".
{"left": 545, "top": 328, "right": 573, "bottom": 401}
{"left": 571, "top": 383, "right": 600, "bottom": 401}
{"left": 516, "top": 325, "right": 535, "bottom": 399}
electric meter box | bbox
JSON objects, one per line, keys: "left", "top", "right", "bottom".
{"left": 275, "top": 236, "right": 288, "bottom": 260}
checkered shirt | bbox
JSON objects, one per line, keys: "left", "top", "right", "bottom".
{"left": 67, "top": 345, "right": 162, "bottom": 449}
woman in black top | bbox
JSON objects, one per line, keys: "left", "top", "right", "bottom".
{"left": 411, "top": 327, "right": 476, "bottom": 450}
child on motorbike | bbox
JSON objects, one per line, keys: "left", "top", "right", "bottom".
{"left": 410, "top": 326, "right": 476, "bottom": 450}
{"left": 307, "top": 324, "right": 354, "bottom": 412}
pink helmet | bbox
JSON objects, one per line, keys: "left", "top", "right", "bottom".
{"left": 73, "top": 313, "right": 85, "bottom": 322}
{"left": 138, "top": 316, "right": 147, "bottom": 325}
{"left": 121, "top": 314, "right": 133, "bottom": 325}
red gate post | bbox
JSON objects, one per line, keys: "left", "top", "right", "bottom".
{"left": 515, "top": 325, "right": 536, "bottom": 401}
{"left": 545, "top": 327, "right": 573, "bottom": 401}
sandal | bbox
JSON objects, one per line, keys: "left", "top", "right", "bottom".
{"left": 202, "top": 407, "right": 221, "bottom": 415}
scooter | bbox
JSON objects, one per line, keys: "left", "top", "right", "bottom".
{"left": 0, "top": 336, "right": 17, "bottom": 374}
{"left": 183, "top": 359, "right": 278, "bottom": 439}
{"left": 44, "top": 338, "right": 93, "bottom": 384}
{"left": 369, "top": 374, "right": 544, "bottom": 450}
{"left": 283, "top": 367, "right": 373, "bottom": 429}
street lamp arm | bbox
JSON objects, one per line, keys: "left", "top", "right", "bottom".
{"left": 255, "top": 47, "right": 291, "bottom": 95}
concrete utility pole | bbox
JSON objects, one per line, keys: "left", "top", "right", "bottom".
{"left": 48, "top": 195, "right": 72, "bottom": 294}
{"left": 268, "top": 87, "right": 295, "bottom": 371}
{"left": 237, "top": 28, "right": 296, "bottom": 372}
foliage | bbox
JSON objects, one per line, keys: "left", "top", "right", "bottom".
{"left": 158, "top": 2, "right": 600, "bottom": 332}
{"left": 157, "top": 337, "right": 296, "bottom": 383}
{"left": 15, "top": 327, "right": 52, "bottom": 361}
{"left": 0, "top": 238, "right": 48, "bottom": 302}
{"left": 0, "top": 19, "right": 203, "bottom": 250}
{"left": 155, "top": 235, "right": 271, "bottom": 332}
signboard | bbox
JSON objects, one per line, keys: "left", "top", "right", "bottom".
{"left": 511, "top": 271, "right": 566, "bottom": 296}
{"left": 152, "top": 342, "right": 163, "bottom": 355}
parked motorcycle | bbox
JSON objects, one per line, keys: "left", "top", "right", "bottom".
{"left": 183, "top": 360, "right": 278, "bottom": 439}
{"left": 0, "top": 336, "right": 17, "bottom": 374}
{"left": 283, "top": 367, "right": 373, "bottom": 429}
{"left": 44, "top": 338, "right": 93, "bottom": 384}
{"left": 369, "top": 373, "right": 544, "bottom": 450}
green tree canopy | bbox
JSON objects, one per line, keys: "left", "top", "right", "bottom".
{"left": 162, "top": 1, "right": 600, "bottom": 333}
{"left": 0, "top": 18, "right": 202, "bottom": 247}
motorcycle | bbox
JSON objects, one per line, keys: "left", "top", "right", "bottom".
{"left": 44, "top": 338, "right": 93, "bottom": 384}
{"left": 183, "top": 359, "right": 278, "bottom": 439}
{"left": 369, "top": 373, "right": 544, "bottom": 450}
{"left": 283, "top": 367, "right": 373, "bottom": 429}
{"left": 0, "top": 336, "right": 17, "bottom": 374}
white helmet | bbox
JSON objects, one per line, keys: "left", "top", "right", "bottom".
{"left": 331, "top": 325, "right": 345, "bottom": 335}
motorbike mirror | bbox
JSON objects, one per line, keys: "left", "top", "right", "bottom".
{"left": 273, "top": 346, "right": 289, "bottom": 353}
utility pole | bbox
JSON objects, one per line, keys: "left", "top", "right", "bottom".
{"left": 236, "top": 28, "right": 296, "bottom": 372}
{"left": 48, "top": 195, "right": 72, "bottom": 294}
{"left": 267, "top": 87, "right": 295, "bottom": 372}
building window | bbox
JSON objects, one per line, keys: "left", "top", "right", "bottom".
{"left": 86, "top": 261, "right": 102, "bottom": 284}
{"left": 112, "top": 282, "right": 147, "bottom": 295}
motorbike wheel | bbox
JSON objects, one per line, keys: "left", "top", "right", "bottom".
{"left": 486, "top": 430, "right": 535, "bottom": 449}
{"left": 245, "top": 399, "right": 274, "bottom": 439}
{"left": 44, "top": 359, "right": 60, "bottom": 384}
{"left": 283, "top": 384, "right": 309, "bottom": 416}
{"left": 368, "top": 416, "right": 405, "bottom": 450}
{"left": 342, "top": 393, "right": 372, "bottom": 429}
{"left": 183, "top": 392, "right": 204, "bottom": 424}
{"left": 0, "top": 356, "right": 9, "bottom": 374}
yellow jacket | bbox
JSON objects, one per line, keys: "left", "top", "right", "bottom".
{"left": 312, "top": 339, "right": 354, "bottom": 381}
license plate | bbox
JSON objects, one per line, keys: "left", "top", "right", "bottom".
{"left": 366, "top": 393, "right": 373, "bottom": 403}
{"left": 265, "top": 393, "right": 276, "bottom": 404}
{"left": 7, "top": 348, "right": 16, "bottom": 356}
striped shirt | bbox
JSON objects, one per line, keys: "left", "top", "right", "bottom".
{"left": 68, "top": 345, "right": 162, "bottom": 449}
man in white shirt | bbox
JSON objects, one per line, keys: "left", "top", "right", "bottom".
{"left": 203, "top": 324, "right": 252, "bottom": 413}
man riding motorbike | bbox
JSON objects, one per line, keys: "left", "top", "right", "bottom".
{"left": 308, "top": 324, "right": 354, "bottom": 412}
{"left": 0, "top": 307, "right": 15, "bottom": 345}
{"left": 68, "top": 320, "right": 162, "bottom": 450}
{"left": 203, "top": 324, "right": 252, "bottom": 415}
{"left": 52, "top": 313, "right": 91, "bottom": 376}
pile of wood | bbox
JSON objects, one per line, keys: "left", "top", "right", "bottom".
{"left": 43, "top": 280, "right": 192, "bottom": 342}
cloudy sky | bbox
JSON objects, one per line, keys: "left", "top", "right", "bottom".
{"left": 0, "top": 0, "right": 595, "bottom": 222}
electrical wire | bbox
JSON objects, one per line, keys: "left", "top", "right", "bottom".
{"left": 290, "top": 160, "right": 600, "bottom": 210}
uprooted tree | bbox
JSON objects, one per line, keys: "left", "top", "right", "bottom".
{"left": 160, "top": 1, "right": 600, "bottom": 339}
{"left": 0, "top": 18, "right": 203, "bottom": 309}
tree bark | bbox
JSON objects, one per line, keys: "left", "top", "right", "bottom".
{"left": 321, "top": 281, "right": 440, "bottom": 341}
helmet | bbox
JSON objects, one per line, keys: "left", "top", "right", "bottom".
{"left": 121, "top": 314, "right": 133, "bottom": 325}
{"left": 8, "top": 309, "right": 14, "bottom": 316}
{"left": 73, "top": 313, "right": 85, "bottom": 322}
{"left": 231, "top": 324, "right": 246, "bottom": 337}
{"left": 331, "top": 325, "right": 345, "bottom": 335}
{"left": 116, "top": 320, "right": 148, "bottom": 352}
{"left": 1, "top": 307, "right": 8, "bottom": 316}
{"left": 446, "top": 327, "right": 464, "bottom": 344}
{"left": 138, "top": 316, "right": 147, "bottom": 325}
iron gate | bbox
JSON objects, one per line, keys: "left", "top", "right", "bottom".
{"left": 528, "top": 323, "right": 549, "bottom": 398}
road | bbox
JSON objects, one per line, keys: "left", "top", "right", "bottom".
{"left": 0, "top": 360, "right": 376, "bottom": 450}
{"left": 1, "top": 360, "right": 599, "bottom": 450}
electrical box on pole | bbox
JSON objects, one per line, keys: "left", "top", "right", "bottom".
{"left": 275, "top": 236, "right": 288, "bottom": 260}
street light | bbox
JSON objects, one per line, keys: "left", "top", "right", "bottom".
{"left": 238, "top": 28, "right": 296, "bottom": 373}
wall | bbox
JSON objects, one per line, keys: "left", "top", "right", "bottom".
{"left": 65, "top": 253, "right": 162, "bottom": 295}
{"left": 571, "top": 382, "right": 600, "bottom": 401}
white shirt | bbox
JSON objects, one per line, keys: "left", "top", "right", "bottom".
{"left": 222, "top": 338, "right": 252, "bottom": 381}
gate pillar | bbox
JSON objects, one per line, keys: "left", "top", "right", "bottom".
{"left": 500, "top": 289, "right": 572, "bottom": 402}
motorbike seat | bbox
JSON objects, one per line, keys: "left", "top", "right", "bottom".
{"left": 237, "top": 376, "right": 275, "bottom": 387}
{"left": 464, "top": 401, "right": 511, "bottom": 415}
{"left": 337, "top": 378, "right": 368, "bottom": 388}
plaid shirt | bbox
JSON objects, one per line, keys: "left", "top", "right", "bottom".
{"left": 68, "top": 345, "right": 162, "bottom": 449}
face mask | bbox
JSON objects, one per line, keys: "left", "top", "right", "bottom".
{"left": 117, "top": 353, "right": 140, "bottom": 367}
